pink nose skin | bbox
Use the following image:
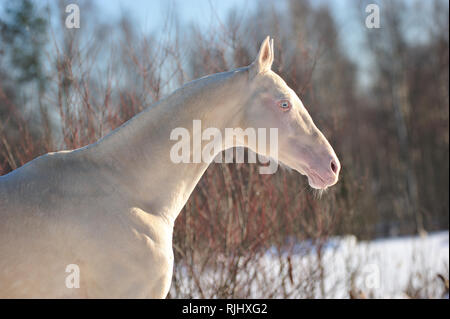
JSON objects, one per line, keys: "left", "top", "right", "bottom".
{"left": 307, "top": 157, "right": 340, "bottom": 189}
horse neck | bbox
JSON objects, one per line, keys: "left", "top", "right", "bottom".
{"left": 83, "top": 67, "right": 249, "bottom": 225}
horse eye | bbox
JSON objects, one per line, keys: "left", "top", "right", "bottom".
{"left": 279, "top": 100, "right": 291, "bottom": 110}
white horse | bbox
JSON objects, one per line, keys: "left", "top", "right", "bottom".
{"left": 0, "top": 37, "right": 340, "bottom": 298}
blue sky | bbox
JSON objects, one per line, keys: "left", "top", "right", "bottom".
{"left": 90, "top": 0, "right": 367, "bottom": 71}
{"left": 93, "top": 2, "right": 364, "bottom": 51}
{"left": 70, "top": 0, "right": 372, "bottom": 88}
{"left": 94, "top": 0, "right": 257, "bottom": 33}
{"left": 3, "top": 0, "right": 366, "bottom": 64}
{"left": 92, "top": 0, "right": 355, "bottom": 36}
{"left": 4, "top": 0, "right": 442, "bottom": 88}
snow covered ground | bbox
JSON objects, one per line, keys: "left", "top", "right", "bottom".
{"left": 295, "top": 231, "right": 449, "bottom": 298}
{"left": 254, "top": 231, "right": 449, "bottom": 298}
{"left": 171, "top": 231, "right": 449, "bottom": 298}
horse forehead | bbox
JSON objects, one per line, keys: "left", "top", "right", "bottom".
{"left": 263, "top": 72, "right": 291, "bottom": 92}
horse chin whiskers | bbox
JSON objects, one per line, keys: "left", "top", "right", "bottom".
{"left": 313, "top": 188, "right": 327, "bottom": 199}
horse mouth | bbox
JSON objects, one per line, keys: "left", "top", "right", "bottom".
{"left": 294, "top": 164, "right": 333, "bottom": 190}
{"left": 284, "top": 158, "right": 337, "bottom": 190}
{"left": 306, "top": 170, "right": 329, "bottom": 190}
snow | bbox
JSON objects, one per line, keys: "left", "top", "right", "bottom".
{"left": 308, "top": 231, "right": 449, "bottom": 298}
{"left": 172, "top": 231, "right": 449, "bottom": 298}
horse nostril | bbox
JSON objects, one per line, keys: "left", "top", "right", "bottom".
{"left": 331, "top": 160, "right": 337, "bottom": 174}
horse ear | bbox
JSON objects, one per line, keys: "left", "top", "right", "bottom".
{"left": 250, "top": 36, "right": 274, "bottom": 77}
